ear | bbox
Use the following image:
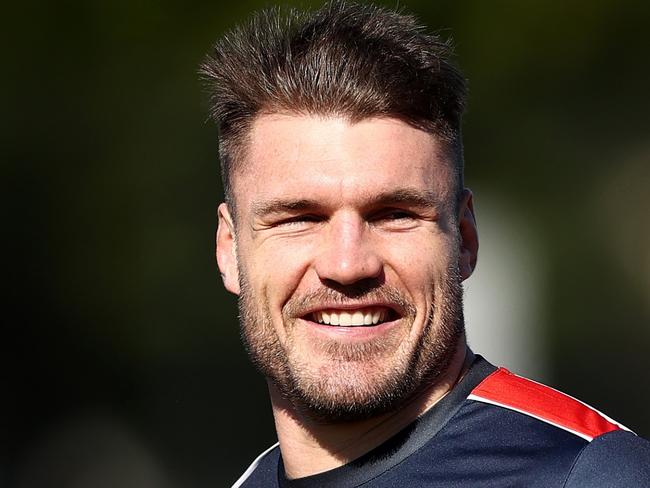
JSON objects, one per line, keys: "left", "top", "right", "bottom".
{"left": 457, "top": 189, "right": 479, "bottom": 281}
{"left": 216, "top": 202, "right": 241, "bottom": 295}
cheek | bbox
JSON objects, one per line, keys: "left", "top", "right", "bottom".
{"left": 384, "top": 232, "right": 456, "bottom": 281}
{"left": 246, "top": 240, "right": 316, "bottom": 303}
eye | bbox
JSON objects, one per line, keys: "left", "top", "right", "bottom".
{"left": 374, "top": 209, "right": 416, "bottom": 221}
{"left": 384, "top": 210, "right": 414, "bottom": 220}
{"left": 369, "top": 208, "right": 420, "bottom": 230}
{"left": 276, "top": 214, "right": 323, "bottom": 227}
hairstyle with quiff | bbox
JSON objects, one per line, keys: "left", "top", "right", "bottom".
{"left": 200, "top": 1, "right": 467, "bottom": 208}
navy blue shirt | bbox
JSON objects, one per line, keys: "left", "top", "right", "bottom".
{"left": 233, "top": 356, "right": 650, "bottom": 487}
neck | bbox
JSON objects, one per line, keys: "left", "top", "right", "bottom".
{"left": 270, "top": 339, "right": 470, "bottom": 480}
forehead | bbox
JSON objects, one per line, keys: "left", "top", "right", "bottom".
{"left": 232, "top": 113, "right": 453, "bottom": 211}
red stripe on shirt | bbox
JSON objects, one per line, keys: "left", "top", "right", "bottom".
{"left": 470, "top": 368, "right": 620, "bottom": 440}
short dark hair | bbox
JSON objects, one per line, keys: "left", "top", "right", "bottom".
{"left": 200, "top": 1, "right": 467, "bottom": 207}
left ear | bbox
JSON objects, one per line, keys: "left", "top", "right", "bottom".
{"left": 457, "top": 188, "right": 478, "bottom": 281}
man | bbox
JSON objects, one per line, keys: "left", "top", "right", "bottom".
{"left": 201, "top": 2, "right": 650, "bottom": 486}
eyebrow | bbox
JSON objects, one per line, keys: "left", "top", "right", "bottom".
{"left": 252, "top": 198, "right": 323, "bottom": 218}
{"left": 251, "top": 188, "right": 443, "bottom": 218}
{"left": 369, "top": 188, "right": 442, "bottom": 209}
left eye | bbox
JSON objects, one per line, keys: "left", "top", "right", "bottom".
{"left": 385, "top": 211, "right": 412, "bottom": 219}
{"left": 377, "top": 210, "right": 415, "bottom": 221}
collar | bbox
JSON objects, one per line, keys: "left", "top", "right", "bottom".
{"left": 279, "top": 354, "right": 497, "bottom": 488}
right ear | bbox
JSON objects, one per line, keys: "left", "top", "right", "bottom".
{"left": 216, "top": 202, "right": 241, "bottom": 295}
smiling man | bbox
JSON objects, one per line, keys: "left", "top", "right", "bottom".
{"left": 201, "top": 2, "right": 650, "bottom": 487}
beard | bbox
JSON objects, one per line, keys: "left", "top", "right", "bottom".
{"left": 237, "top": 266, "right": 465, "bottom": 423}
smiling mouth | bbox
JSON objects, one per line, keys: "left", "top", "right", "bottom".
{"left": 308, "top": 307, "right": 397, "bottom": 327}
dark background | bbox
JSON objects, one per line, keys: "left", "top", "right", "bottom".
{"left": 4, "top": 1, "right": 649, "bottom": 486}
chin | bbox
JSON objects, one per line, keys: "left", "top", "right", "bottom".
{"left": 278, "top": 322, "right": 462, "bottom": 423}
{"left": 238, "top": 269, "right": 465, "bottom": 423}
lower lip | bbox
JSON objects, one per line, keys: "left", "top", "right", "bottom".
{"left": 299, "top": 318, "right": 401, "bottom": 341}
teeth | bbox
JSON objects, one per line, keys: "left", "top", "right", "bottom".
{"left": 339, "top": 312, "right": 351, "bottom": 326}
{"left": 352, "top": 311, "right": 364, "bottom": 325}
{"left": 312, "top": 307, "right": 392, "bottom": 327}
{"left": 372, "top": 310, "right": 381, "bottom": 324}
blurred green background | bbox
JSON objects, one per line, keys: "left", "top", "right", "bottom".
{"left": 4, "top": 1, "right": 649, "bottom": 486}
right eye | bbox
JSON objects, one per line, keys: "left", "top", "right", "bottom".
{"left": 276, "top": 214, "right": 323, "bottom": 227}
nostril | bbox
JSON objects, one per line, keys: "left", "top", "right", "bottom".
{"left": 319, "top": 276, "right": 386, "bottom": 297}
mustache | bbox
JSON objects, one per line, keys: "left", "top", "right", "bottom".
{"left": 283, "top": 280, "right": 417, "bottom": 318}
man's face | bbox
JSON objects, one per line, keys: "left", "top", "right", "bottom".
{"left": 217, "top": 114, "right": 477, "bottom": 421}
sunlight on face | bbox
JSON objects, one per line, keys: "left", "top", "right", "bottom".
{"left": 229, "top": 114, "right": 465, "bottom": 421}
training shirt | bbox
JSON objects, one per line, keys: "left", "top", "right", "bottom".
{"left": 232, "top": 356, "right": 650, "bottom": 487}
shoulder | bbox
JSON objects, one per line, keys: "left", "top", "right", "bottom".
{"left": 468, "top": 367, "right": 627, "bottom": 441}
{"left": 563, "top": 430, "right": 650, "bottom": 487}
{"left": 231, "top": 442, "right": 280, "bottom": 488}
{"left": 466, "top": 366, "right": 650, "bottom": 486}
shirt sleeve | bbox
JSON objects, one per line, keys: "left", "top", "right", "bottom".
{"left": 563, "top": 429, "right": 650, "bottom": 487}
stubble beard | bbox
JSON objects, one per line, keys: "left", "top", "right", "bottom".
{"left": 237, "top": 267, "right": 465, "bottom": 423}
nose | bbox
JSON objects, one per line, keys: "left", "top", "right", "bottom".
{"left": 314, "top": 213, "right": 383, "bottom": 286}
